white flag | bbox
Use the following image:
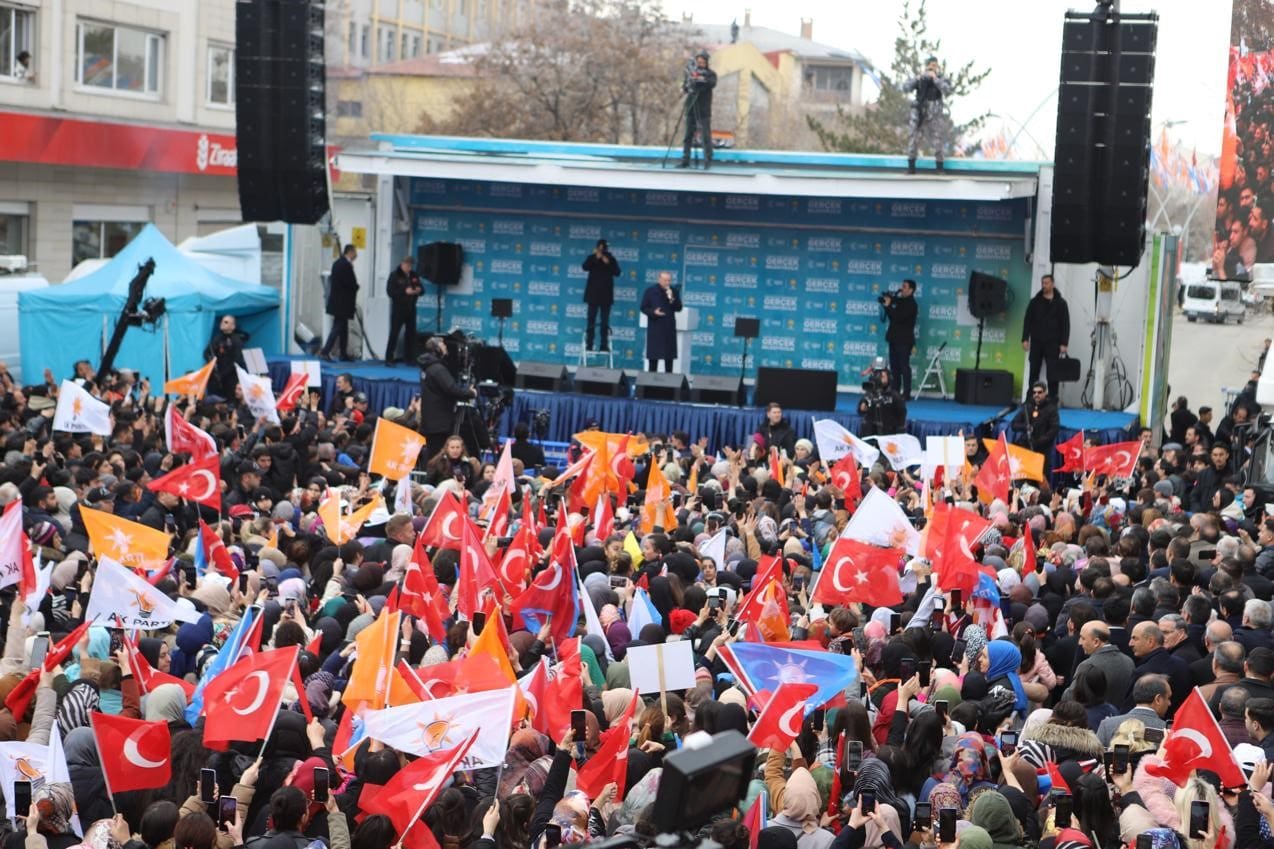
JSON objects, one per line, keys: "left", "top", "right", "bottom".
{"left": 394, "top": 476, "right": 414, "bottom": 516}
{"left": 840, "top": 486, "right": 921, "bottom": 555}
{"left": 85, "top": 557, "right": 202, "bottom": 630}
{"left": 812, "top": 418, "right": 880, "bottom": 467}
{"left": 52, "top": 380, "right": 111, "bottom": 435}
{"left": 480, "top": 440, "right": 515, "bottom": 522}
{"left": 921, "top": 435, "right": 967, "bottom": 481}
{"left": 627, "top": 587, "right": 661, "bottom": 635}
{"left": 579, "top": 577, "right": 614, "bottom": 661}
{"left": 235, "top": 366, "right": 280, "bottom": 425}
{"left": 866, "top": 433, "right": 924, "bottom": 470}
{"left": 0, "top": 501, "right": 22, "bottom": 592}
{"left": 700, "top": 529, "right": 727, "bottom": 570}
{"left": 22, "top": 551, "right": 53, "bottom": 627}
{"left": 361, "top": 686, "right": 517, "bottom": 769}
{"left": 0, "top": 727, "right": 78, "bottom": 833}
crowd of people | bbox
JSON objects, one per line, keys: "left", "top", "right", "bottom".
{"left": 0, "top": 339, "right": 1270, "bottom": 849}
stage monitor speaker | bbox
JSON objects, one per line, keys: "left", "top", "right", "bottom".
{"left": 691, "top": 375, "right": 746, "bottom": 406}
{"left": 418, "top": 242, "right": 464, "bottom": 286}
{"left": 954, "top": 369, "right": 1015, "bottom": 407}
{"left": 635, "top": 372, "right": 689, "bottom": 402}
{"left": 473, "top": 345, "right": 516, "bottom": 385}
{"left": 235, "top": 0, "right": 328, "bottom": 225}
{"left": 734, "top": 317, "right": 760, "bottom": 339}
{"left": 490, "top": 298, "right": 513, "bottom": 319}
{"left": 575, "top": 367, "right": 628, "bottom": 398}
{"left": 755, "top": 367, "right": 837, "bottom": 412}
{"left": 514, "top": 361, "right": 567, "bottom": 392}
{"left": 968, "top": 271, "right": 1008, "bottom": 318}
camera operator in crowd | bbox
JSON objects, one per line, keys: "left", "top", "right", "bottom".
{"left": 903, "top": 55, "right": 952, "bottom": 174}
{"left": 582, "top": 239, "right": 620, "bottom": 352}
{"left": 384, "top": 255, "right": 423, "bottom": 364}
{"left": 1011, "top": 381, "right": 1061, "bottom": 454}
{"left": 417, "top": 335, "right": 476, "bottom": 455}
{"left": 880, "top": 279, "right": 918, "bottom": 400}
{"left": 203, "top": 314, "right": 248, "bottom": 398}
{"left": 678, "top": 50, "right": 717, "bottom": 170}
{"left": 857, "top": 358, "right": 907, "bottom": 436}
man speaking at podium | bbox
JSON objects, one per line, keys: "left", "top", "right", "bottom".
{"left": 641, "top": 271, "right": 683, "bottom": 373}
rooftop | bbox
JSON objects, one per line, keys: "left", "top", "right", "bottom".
{"left": 678, "top": 20, "right": 872, "bottom": 67}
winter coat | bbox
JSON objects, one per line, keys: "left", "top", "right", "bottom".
{"left": 418, "top": 352, "right": 471, "bottom": 434}
{"left": 640, "top": 284, "right": 682, "bottom": 360}
{"left": 582, "top": 252, "right": 620, "bottom": 306}
{"left": 326, "top": 256, "right": 359, "bottom": 319}
{"left": 1021, "top": 291, "right": 1070, "bottom": 348}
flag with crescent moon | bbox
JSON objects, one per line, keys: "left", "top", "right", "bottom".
{"left": 1083, "top": 440, "right": 1142, "bottom": 480}
{"left": 575, "top": 688, "right": 639, "bottom": 800}
{"left": 810, "top": 538, "right": 903, "bottom": 608}
{"left": 92, "top": 713, "right": 171, "bottom": 792}
{"left": 1053, "top": 431, "right": 1085, "bottom": 473}
{"left": 1145, "top": 688, "right": 1245, "bottom": 788}
{"left": 201, "top": 645, "right": 299, "bottom": 748}
{"left": 147, "top": 454, "right": 222, "bottom": 510}
{"left": 359, "top": 731, "right": 480, "bottom": 846}
{"left": 717, "top": 643, "right": 858, "bottom": 710}
{"left": 184, "top": 604, "right": 261, "bottom": 725}
{"left": 274, "top": 371, "right": 309, "bottom": 412}
{"left": 974, "top": 432, "right": 1012, "bottom": 504}
{"left": 165, "top": 404, "right": 217, "bottom": 460}
{"left": 747, "top": 681, "right": 819, "bottom": 750}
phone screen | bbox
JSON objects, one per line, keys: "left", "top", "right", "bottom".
{"left": 472, "top": 611, "right": 486, "bottom": 636}
{"left": 811, "top": 708, "right": 825, "bottom": 733}
{"left": 29, "top": 634, "right": 50, "bottom": 670}
{"left": 238, "top": 573, "right": 250, "bottom": 594}
{"left": 845, "top": 740, "right": 863, "bottom": 771}
{"left": 1189, "top": 800, "right": 1209, "bottom": 839}
{"left": 950, "top": 589, "right": 962, "bottom": 609}
{"left": 951, "top": 640, "right": 967, "bottom": 663}
{"left": 217, "top": 796, "right": 237, "bottom": 828}
{"left": 200, "top": 768, "right": 217, "bottom": 805}
{"left": 889, "top": 612, "right": 902, "bottom": 634}
{"left": 1136, "top": 836, "right": 1153, "bottom": 849}
{"left": 939, "top": 808, "right": 957, "bottom": 843}
{"left": 935, "top": 700, "right": 949, "bottom": 723}
{"left": 859, "top": 791, "right": 875, "bottom": 814}
{"left": 899, "top": 659, "right": 915, "bottom": 681}
{"left": 929, "top": 609, "right": 944, "bottom": 631}
{"left": 108, "top": 629, "right": 124, "bottom": 655}
{"left": 545, "top": 825, "right": 562, "bottom": 848}
{"left": 914, "top": 802, "right": 931, "bottom": 830}
{"left": 13, "top": 781, "right": 31, "bottom": 818}
{"left": 1113, "top": 744, "right": 1130, "bottom": 775}
{"left": 1054, "top": 793, "right": 1073, "bottom": 829}
{"left": 609, "top": 576, "right": 626, "bottom": 588}
{"left": 1144, "top": 726, "right": 1165, "bottom": 744}
{"left": 313, "top": 767, "right": 329, "bottom": 803}
{"left": 918, "top": 660, "right": 932, "bottom": 688}
{"left": 1001, "top": 731, "right": 1018, "bottom": 755}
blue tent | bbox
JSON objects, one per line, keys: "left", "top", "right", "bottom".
{"left": 20, "top": 224, "right": 280, "bottom": 384}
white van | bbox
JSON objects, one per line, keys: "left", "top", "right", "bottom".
{"left": 1183, "top": 279, "right": 1246, "bottom": 323}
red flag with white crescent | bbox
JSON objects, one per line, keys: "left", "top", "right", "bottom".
{"left": 165, "top": 404, "right": 218, "bottom": 460}
{"left": 201, "top": 645, "right": 298, "bottom": 748}
{"left": 1053, "top": 431, "right": 1085, "bottom": 472}
{"left": 275, "top": 372, "right": 309, "bottom": 413}
{"left": 747, "top": 681, "right": 819, "bottom": 751}
{"left": 810, "top": 538, "right": 903, "bottom": 608}
{"left": 92, "top": 712, "right": 172, "bottom": 792}
{"left": 148, "top": 454, "right": 222, "bottom": 510}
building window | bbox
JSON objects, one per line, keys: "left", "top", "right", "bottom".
{"left": 378, "top": 26, "right": 396, "bottom": 62}
{"left": 72, "top": 220, "right": 146, "bottom": 267}
{"left": 411, "top": 35, "right": 421, "bottom": 57}
{"left": 336, "top": 100, "right": 363, "bottom": 117}
{"left": 360, "top": 25, "right": 370, "bottom": 58}
{"left": 0, "top": 5, "right": 34, "bottom": 80}
{"left": 348, "top": 21, "right": 357, "bottom": 55}
{"left": 804, "top": 64, "right": 853, "bottom": 93}
{"left": 0, "top": 212, "right": 27, "bottom": 255}
{"left": 76, "top": 21, "right": 163, "bottom": 94}
{"left": 401, "top": 33, "right": 409, "bottom": 59}
{"left": 207, "top": 44, "right": 233, "bottom": 106}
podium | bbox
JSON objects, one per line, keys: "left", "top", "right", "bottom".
{"left": 638, "top": 307, "right": 698, "bottom": 373}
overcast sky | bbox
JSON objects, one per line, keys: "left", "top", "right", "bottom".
{"left": 660, "top": 0, "right": 1233, "bottom": 158}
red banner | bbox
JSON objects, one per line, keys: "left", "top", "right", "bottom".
{"left": 0, "top": 111, "right": 237, "bottom": 176}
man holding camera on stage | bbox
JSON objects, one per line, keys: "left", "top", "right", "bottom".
{"left": 903, "top": 56, "right": 952, "bottom": 174}
{"left": 582, "top": 239, "right": 620, "bottom": 352}
{"left": 857, "top": 358, "right": 907, "bottom": 437}
{"left": 417, "top": 335, "right": 476, "bottom": 452}
{"left": 679, "top": 50, "right": 717, "bottom": 170}
{"left": 384, "top": 255, "right": 423, "bottom": 364}
{"left": 880, "top": 279, "right": 918, "bottom": 400}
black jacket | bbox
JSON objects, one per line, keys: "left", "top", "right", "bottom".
{"left": 1126, "top": 647, "right": 1192, "bottom": 717}
{"left": 418, "top": 352, "right": 471, "bottom": 433}
{"left": 757, "top": 418, "right": 796, "bottom": 456}
{"left": 386, "top": 268, "right": 420, "bottom": 319}
{"left": 1011, "top": 397, "right": 1060, "bottom": 453}
{"left": 204, "top": 329, "right": 248, "bottom": 397}
{"left": 1022, "top": 291, "right": 1070, "bottom": 348}
{"left": 858, "top": 389, "right": 906, "bottom": 437}
{"left": 883, "top": 293, "right": 918, "bottom": 346}
{"left": 582, "top": 252, "right": 620, "bottom": 306}
{"left": 327, "top": 256, "right": 359, "bottom": 319}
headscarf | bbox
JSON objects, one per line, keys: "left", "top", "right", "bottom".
{"left": 861, "top": 803, "right": 902, "bottom": 849}
{"left": 191, "top": 580, "right": 232, "bottom": 616}
{"left": 757, "top": 828, "right": 798, "bottom": 849}
{"left": 602, "top": 688, "right": 635, "bottom": 724}
{"left": 137, "top": 638, "right": 164, "bottom": 669}
{"left": 780, "top": 767, "right": 822, "bottom": 832}
{"left": 579, "top": 642, "right": 605, "bottom": 690}
{"left": 852, "top": 759, "right": 905, "bottom": 821}
{"left": 143, "top": 683, "right": 188, "bottom": 724}
{"left": 954, "top": 826, "right": 994, "bottom": 849}
{"left": 615, "top": 768, "right": 660, "bottom": 827}
{"left": 549, "top": 791, "right": 590, "bottom": 843}
{"left": 983, "top": 640, "right": 1028, "bottom": 712}
{"left": 65, "top": 627, "right": 110, "bottom": 681}
{"left": 500, "top": 729, "right": 550, "bottom": 797}
{"left": 33, "top": 783, "right": 75, "bottom": 835}
{"left": 606, "top": 621, "right": 632, "bottom": 661}
{"left": 942, "top": 733, "right": 992, "bottom": 808}
{"left": 78, "top": 818, "right": 124, "bottom": 849}
{"left": 57, "top": 680, "right": 100, "bottom": 737}
{"left": 963, "top": 624, "right": 988, "bottom": 662}
{"left": 581, "top": 634, "right": 610, "bottom": 671}
{"left": 926, "top": 782, "right": 964, "bottom": 817}
{"left": 967, "top": 791, "right": 1023, "bottom": 849}
{"left": 1134, "top": 830, "right": 1185, "bottom": 849}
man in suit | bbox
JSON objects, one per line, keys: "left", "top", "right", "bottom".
{"left": 1192, "top": 621, "right": 1235, "bottom": 688}
{"left": 1200, "top": 639, "right": 1245, "bottom": 705}
{"left": 384, "top": 255, "right": 422, "bottom": 364}
{"left": 1064, "top": 620, "right": 1134, "bottom": 709}
{"left": 1125, "top": 621, "right": 1192, "bottom": 717}
{"left": 881, "top": 278, "right": 918, "bottom": 399}
{"left": 321, "top": 244, "right": 359, "bottom": 361}
{"left": 640, "top": 271, "right": 682, "bottom": 372}
{"left": 1097, "top": 674, "right": 1170, "bottom": 747}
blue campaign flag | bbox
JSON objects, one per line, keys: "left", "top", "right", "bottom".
{"left": 193, "top": 531, "right": 208, "bottom": 578}
{"left": 718, "top": 642, "right": 859, "bottom": 710}
{"left": 183, "top": 605, "right": 259, "bottom": 725}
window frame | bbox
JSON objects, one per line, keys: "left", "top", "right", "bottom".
{"left": 75, "top": 19, "right": 164, "bottom": 98}
{"left": 0, "top": 4, "right": 34, "bottom": 82}
{"left": 206, "top": 42, "right": 234, "bottom": 107}
{"left": 71, "top": 217, "right": 148, "bottom": 268}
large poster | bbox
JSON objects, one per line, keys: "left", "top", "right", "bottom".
{"left": 408, "top": 177, "right": 1031, "bottom": 390}
{"left": 1214, "top": 1, "right": 1274, "bottom": 279}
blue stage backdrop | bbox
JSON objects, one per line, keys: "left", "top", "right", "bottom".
{"left": 409, "top": 178, "right": 1032, "bottom": 390}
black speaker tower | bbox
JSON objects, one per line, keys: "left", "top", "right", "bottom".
{"left": 1050, "top": 6, "right": 1157, "bottom": 266}
{"left": 235, "top": 0, "right": 329, "bottom": 225}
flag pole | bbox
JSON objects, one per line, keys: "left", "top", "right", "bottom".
{"left": 87, "top": 714, "right": 118, "bottom": 815}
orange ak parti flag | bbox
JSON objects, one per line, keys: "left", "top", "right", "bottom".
{"left": 163, "top": 360, "right": 215, "bottom": 398}
{"left": 980, "top": 438, "right": 1045, "bottom": 483}
{"left": 641, "top": 458, "right": 678, "bottom": 534}
{"left": 342, "top": 608, "right": 419, "bottom": 710}
{"left": 80, "top": 506, "right": 170, "bottom": 567}
{"left": 319, "top": 493, "right": 384, "bottom": 545}
{"left": 369, "top": 417, "right": 427, "bottom": 480}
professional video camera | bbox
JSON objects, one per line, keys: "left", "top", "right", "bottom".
{"left": 876, "top": 289, "right": 899, "bottom": 306}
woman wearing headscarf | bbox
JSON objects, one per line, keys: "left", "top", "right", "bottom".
{"left": 770, "top": 768, "right": 833, "bottom": 849}
{"left": 6, "top": 783, "right": 81, "bottom": 849}
{"left": 869, "top": 643, "right": 915, "bottom": 746}
{"left": 63, "top": 727, "right": 117, "bottom": 826}
{"left": 850, "top": 759, "right": 910, "bottom": 838}
{"left": 142, "top": 683, "right": 189, "bottom": 730}
{"left": 1024, "top": 701, "right": 1103, "bottom": 771}
{"left": 978, "top": 641, "right": 1029, "bottom": 714}
{"left": 137, "top": 639, "right": 172, "bottom": 674}
{"left": 967, "top": 791, "right": 1025, "bottom": 849}
{"left": 921, "top": 733, "right": 995, "bottom": 811}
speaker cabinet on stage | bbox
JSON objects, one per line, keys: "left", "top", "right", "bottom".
{"left": 515, "top": 362, "right": 567, "bottom": 392}
{"left": 969, "top": 271, "right": 1008, "bottom": 318}
{"left": 635, "top": 372, "right": 689, "bottom": 402}
{"left": 418, "top": 242, "right": 464, "bottom": 286}
{"left": 691, "top": 375, "right": 746, "bottom": 406}
{"left": 473, "top": 345, "right": 516, "bottom": 385}
{"left": 755, "top": 367, "right": 837, "bottom": 412}
{"left": 575, "top": 367, "right": 628, "bottom": 398}
{"left": 954, "top": 369, "right": 1015, "bottom": 406}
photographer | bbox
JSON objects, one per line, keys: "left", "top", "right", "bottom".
{"left": 417, "top": 335, "right": 476, "bottom": 453}
{"left": 384, "top": 255, "right": 422, "bottom": 364}
{"left": 1011, "top": 381, "right": 1060, "bottom": 454}
{"left": 582, "top": 240, "right": 620, "bottom": 352}
{"left": 880, "top": 279, "right": 918, "bottom": 400}
{"left": 902, "top": 55, "right": 952, "bottom": 173}
{"left": 857, "top": 361, "right": 907, "bottom": 437}
{"left": 678, "top": 50, "right": 717, "bottom": 170}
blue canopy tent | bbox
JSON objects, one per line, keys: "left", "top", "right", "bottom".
{"left": 19, "top": 225, "right": 280, "bottom": 383}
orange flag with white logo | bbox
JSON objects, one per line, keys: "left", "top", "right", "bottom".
{"left": 342, "top": 608, "right": 419, "bottom": 710}
{"left": 81, "top": 506, "right": 170, "bottom": 567}
{"left": 369, "top": 418, "right": 426, "bottom": 480}
{"left": 980, "top": 438, "right": 1046, "bottom": 483}
{"left": 163, "top": 360, "right": 215, "bottom": 398}
{"left": 319, "top": 494, "right": 383, "bottom": 545}
{"left": 641, "top": 459, "right": 678, "bottom": 534}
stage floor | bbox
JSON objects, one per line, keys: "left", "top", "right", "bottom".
{"left": 267, "top": 357, "right": 1137, "bottom": 451}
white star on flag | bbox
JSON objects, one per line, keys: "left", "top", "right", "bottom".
{"left": 855, "top": 570, "right": 869, "bottom": 584}
{"left": 177, "top": 482, "right": 190, "bottom": 495}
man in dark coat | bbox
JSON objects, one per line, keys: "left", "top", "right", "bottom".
{"left": 1125, "top": 620, "right": 1192, "bottom": 718}
{"left": 640, "top": 271, "right": 682, "bottom": 372}
{"left": 204, "top": 314, "right": 248, "bottom": 398}
{"left": 881, "top": 278, "right": 918, "bottom": 399}
{"left": 757, "top": 403, "right": 796, "bottom": 457}
{"left": 1021, "top": 273, "right": 1070, "bottom": 400}
{"left": 417, "top": 335, "right": 475, "bottom": 452}
{"left": 582, "top": 239, "right": 620, "bottom": 352}
{"left": 384, "top": 255, "right": 422, "bottom": 363}
{"left": 1011, "top": 382, "right": 1061, "bottom": 454}
{"left": 321, "top": 244, "right": 359, "bottom": 361}
{"left": 679, "top": 51, "right": 717, "bottom": 169}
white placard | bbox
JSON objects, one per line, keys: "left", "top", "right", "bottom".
{"left": 923, "top": 435, "right": 967, "bottom": 479}
{"left": 243, "top": 347, "right": 268, "bottom": 375}
{"left": 627, "top": 641, "right": 697, "bottom": 693}
{"left": 291, "top": 359, "right": 323, "bottom": 387}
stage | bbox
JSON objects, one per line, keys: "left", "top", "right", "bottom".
{"left": 267, "top": 357, "right": 1138, "bottom": 455}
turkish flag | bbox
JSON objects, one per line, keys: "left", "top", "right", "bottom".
{"left": 811, "top": 538, "right": 903, "bottom": 608}
{"left": 974, "top": 431, "right": 1012, "bottom": 504}
{"left": 735, "top": 578, "right": 790, "bottom": 643}
{"left": 5, "top": 621, "right": 90, "bottom": 720}
{"left": 202, "top": 645, "right": 297, "bottom": 747}
{"left": 1085, "top": 441, "right": 1142, "bottom": 480}
{"left": 830, "top": 452, "right": 862, "bottom": 505}
{"left": 575, "top": 688, "right": 638, "bottom": 800}
{"left": 496, "top": 523, "right": 536, "bottom": 596}
{"left": 747, "top": 682, "right": 818, "bottom": 750}
{"left": 519, "top": 658, "right": 550, "bottom": 731}
{"left": 541, "top": 641, "right": 584, "bottom": 741}
{"left": 397, "top": 562, "right": 449, "bottom": 643}
{"left": 924, "top": 503, "right": 991, "bottom": 563}
{"left": 1145, "top": 688, "right": 1246, "bottom": 788}
{"left": 92, "top": 712, "right": 171, "bottom": 792}
{"left": 1020, "top": 525, "right": 1037, "bottom": 577}
{"left": 124, "top": 634, "right": 195, "bottom": 699}
{"left": 418, "top": 490, "right": 469, "bottom": 550}
{"left": 148, "top": 454, "right": 221, "bottom": 510}
{"left": 199, "top": 519, "right": 239, "bottom": 581}
{"left": 509, "top": 529, "right": 579, "bottom": 644}
{"left": 592, "top": 492, "right": 615, "bottom": 541}
{"left": 275, "top": 372, "right": 309, "bottom": 413}
{"left": 455, "top": 519, "right": 500, "bottom": 620}
{"left": 360, "top": 732, "right": 480, "bottom": 835}
{"left": 1053, "top": 431, "right": 1085, "bottom": 472}
{"left": 165, "top": 404, "right": 218, "bottom": 459}
{"left": 934, "top": 510, "right": 995, "bottom": 596}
